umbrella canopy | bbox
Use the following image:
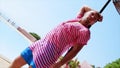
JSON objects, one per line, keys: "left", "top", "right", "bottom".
{"left": 113, "top": 0, "right": 120, "bottom": 15}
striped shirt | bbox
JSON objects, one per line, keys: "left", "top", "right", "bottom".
{"left": 29, "top": 18, "right": 90, "bottom": 68}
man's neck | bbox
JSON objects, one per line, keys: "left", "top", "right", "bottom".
{"left": 79, "top": 19, "right": 91, "bottom": 29}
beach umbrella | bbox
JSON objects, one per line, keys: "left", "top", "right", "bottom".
{"left": 99, "top": 0, "right": 120, "bottom": 15}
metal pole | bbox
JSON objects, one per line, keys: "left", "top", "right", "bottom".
{"left": 0, "top": 12, "right": 37, "bottom": 43}
{"left": 99, "top": 0, "right": 111, "bottom": 13}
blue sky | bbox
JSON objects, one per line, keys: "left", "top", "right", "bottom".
{"left": 0, "top": 0, "right": 120, "bottom": 67}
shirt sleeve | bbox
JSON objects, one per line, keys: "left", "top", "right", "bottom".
{"left": 76, "top": 29, "right": 90, "bottom": 45}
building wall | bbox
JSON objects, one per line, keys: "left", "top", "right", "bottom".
{"left": 0, "top": 55, "right": 11, "bottom": 68}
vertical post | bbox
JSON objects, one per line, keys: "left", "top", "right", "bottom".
{"left": 0, "top": 12, "right": 37, "bottom": 43}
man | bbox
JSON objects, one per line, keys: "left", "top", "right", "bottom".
{"left": 9, "top": 5, "right": 103, "bottom": 68}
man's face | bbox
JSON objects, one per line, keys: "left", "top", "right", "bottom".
{"left": 84, "top": 11, "right": 102, "bottom": 25}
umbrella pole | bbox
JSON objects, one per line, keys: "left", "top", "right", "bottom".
{"left": 99, "top": 0, "right": 111, "bottom": 13}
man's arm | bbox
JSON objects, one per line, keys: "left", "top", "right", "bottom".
{"left": 52, "top": 44, "right": 84, "bottom": 68}
{"left": 78, "top": 5, "right": 95, "bottom": 16}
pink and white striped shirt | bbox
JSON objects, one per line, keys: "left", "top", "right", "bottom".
{"left": 29, "top": 18, "right": 90, "bottom": 68}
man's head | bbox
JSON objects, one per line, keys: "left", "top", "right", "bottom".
{"left": 80, "top": 10, "right": 103, "bottom": 28}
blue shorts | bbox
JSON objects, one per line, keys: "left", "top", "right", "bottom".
{"left": 21, "top": 47, "right": 36, "bottom": 68}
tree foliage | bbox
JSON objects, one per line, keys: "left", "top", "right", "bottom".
{"left": 59, "top": 56, "right": 80, "bottom": 68}
{"left": 104, "top": 58, "right": 120, "bottom": 68}
{"left": 68, "top": 59, "right": 80, "bottom": 68}
{"left": 29, "top": 32, "right": 41, "bottom": 40}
